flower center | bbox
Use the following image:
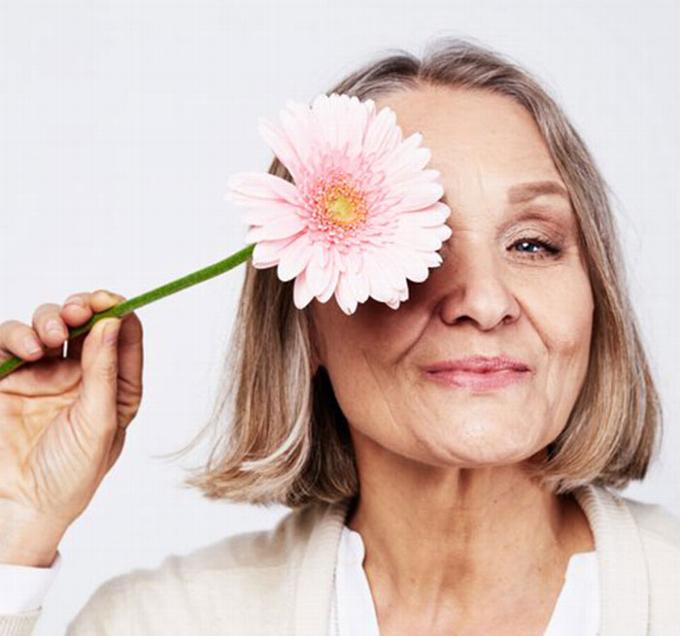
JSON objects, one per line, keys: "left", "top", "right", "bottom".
{"left": 307, "top": 171, "right": 368, "bottom": 240}
{"left": 326, "top": 194, "right": 357, "bottom": 224}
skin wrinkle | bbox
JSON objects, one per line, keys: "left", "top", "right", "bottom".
{"left": 309, "top": 85, "right": 595, "bottom": 634}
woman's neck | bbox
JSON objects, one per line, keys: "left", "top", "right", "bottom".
{"left": 344, "top": 454, "right": 594, "bottom": 631}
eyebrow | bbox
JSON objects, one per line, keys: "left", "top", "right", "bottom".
{"left": 506, "top": 180, "right": 569, "bottom": 204}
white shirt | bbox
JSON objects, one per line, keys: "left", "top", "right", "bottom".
{"left": 329, "top": 525, "right": 600, "bottom": 635}
{"left": 0, "top": 525, "right": 600, "bottom": 636}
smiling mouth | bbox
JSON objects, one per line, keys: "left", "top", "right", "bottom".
{"left": 423, "top": 368, "right": 530, "bottom": 391}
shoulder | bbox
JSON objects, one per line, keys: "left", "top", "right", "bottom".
{"left": 66, "top": 502, "right": 327, "bottom": 635}
{"left": 618, "top": 492, "right": 680, "bottom": 627}
{"left": 620, "top": 493, "right": 680, "bottom": 552}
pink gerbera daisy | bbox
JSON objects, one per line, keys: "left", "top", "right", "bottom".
{"left": 225, "top": 92, "right": 452, "bottom": 315}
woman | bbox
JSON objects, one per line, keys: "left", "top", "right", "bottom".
{"left": 0, "top": 38, "right": 678, "bottom": 635}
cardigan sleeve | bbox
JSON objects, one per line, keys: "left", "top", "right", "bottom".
{"left": 0, "top": 610, "right": 41, "bottom": 636}
{"left": 64, "top": 576, "right": 135, "bottom": 635}
{"left": 0, "top": 570, "right": 136, "bottom": 636}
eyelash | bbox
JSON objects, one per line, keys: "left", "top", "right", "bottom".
{"left": 509, "top": 236, "right": 562, "bottom": 260}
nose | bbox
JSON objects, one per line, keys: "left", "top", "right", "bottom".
{"left": 434, "top": 238, "right": 521, "bottom": 331}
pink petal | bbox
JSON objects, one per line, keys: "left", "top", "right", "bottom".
{"left": 381, "top": 133, "right": 432, "bottom": 181}
{"left": 245, "top": 215, "right": 307, "bottom": 243}
{"left": 363, "top": 106, "right": 401, "bottom": 159}
{"left": 371, "top": 248, "right": 409, "bottom": 290}
{"left": 400, "top": 251, "right": 430, "bottom": 283}
{"left": 397, "top": 202, "right": 451, "bottom": 228}
{"left": 242, "top": 204, "right": 304, "bottom": 227}
{"left": 257, "top": 118, "right": 305, "bottom": 183}
{"left": 317, "top": 258, "right": 340, "bottom": 303}
{"left": 304, "top": 243, "right": 334, "bottom": 296}
{"left": 226, "top": 172, "right": 302, "bottom": 208}
{"left": 334, "top": 272, "right": 358, "bottom": 315}
{"left": 279, "top": 100, "right": 316, "bottom": 171}
{"left": 252, "top": 235, "right": 299, "bottom": 268}
{"left": 391, "top": 181, "right": 444, "bottom": 213}
{"left": 293, "top": 268, "right": 316, "bottom": 310}
{"left": 276, "top": 232, "right": 313, "bottom": 282}
{"left": 344, "top": 96, "right": 371, "bottom": 159}
{"left": 392, "top": 225, "right": 446, "bottom": 252}
{"left": 362, "top": 254, "right": 399, "bottom": 303}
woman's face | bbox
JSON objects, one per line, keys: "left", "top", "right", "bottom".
{"left": 309, "top": 85, "right": 594, "bottom": 468}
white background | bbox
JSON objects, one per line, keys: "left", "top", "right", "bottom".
{"left": 0, "top": 1, "right": 678, "bottom": 633}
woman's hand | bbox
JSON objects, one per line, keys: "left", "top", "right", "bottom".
{"left": 0, "top": 290, "right": 143, "bottom": 566}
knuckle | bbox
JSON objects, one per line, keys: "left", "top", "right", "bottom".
{"left": 63, "top": 292, "right": 88, "bottom": 307}
{"left": 97, "top": 359, "right": 119, "bottom": 382}
{"left": 33, "top": 303, "right": 62, "bottom": 326}
{"left": 93, "top": 289, "right": 124, "bottom": 300}
{"left": 0, "top": 319, "right": 22, "bottom": 334}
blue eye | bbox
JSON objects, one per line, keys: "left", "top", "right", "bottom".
{"left": 511, "top": 237, "right": 561, "bottom": 259}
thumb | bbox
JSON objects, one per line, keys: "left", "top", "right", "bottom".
{"left": 77, "top": 317, "right": 121, "bottom": 435}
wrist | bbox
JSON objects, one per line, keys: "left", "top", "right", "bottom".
{"left": 0, "top": 510, "right": 66, "bottom": 567}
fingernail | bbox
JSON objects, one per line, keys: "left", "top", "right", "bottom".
{"left": 103, "top": 320, "right": 120, "bottom": 345}
{"left": 46, "top": 319, "right": 66, "bottom": 337}
{"left": 23, "top": 336, "right": 43, "bottom": 355}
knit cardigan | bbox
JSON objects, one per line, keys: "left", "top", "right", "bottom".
{"left": 0, "top": 483, "right": 678, "bottom": 635}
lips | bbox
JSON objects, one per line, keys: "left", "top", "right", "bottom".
{"left": 422, "top": 355, "right": 530, "bottom": 374}
{"left": 422, "top": 355, "right": 531, "bottom": 391}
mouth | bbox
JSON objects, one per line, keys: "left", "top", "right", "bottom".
{"left": 423, "top": 367, "right": 530, "bottom": 391}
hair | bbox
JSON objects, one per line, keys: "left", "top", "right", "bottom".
{"left": 166, "top": 35, "right": 663, "bottom": 509}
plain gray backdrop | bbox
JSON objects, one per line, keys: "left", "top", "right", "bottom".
{"left": 0, "top": 1, "right": 678, "bottom": 633}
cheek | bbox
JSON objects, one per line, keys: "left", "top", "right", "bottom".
{"left": 529, "top": 269, "right": 594, "bottom": 410}
{"left": 541, "top": 271, "right": 593, "bottom": 357}
{"left": 318, "top": 307, "right": 422, "bottom": 433}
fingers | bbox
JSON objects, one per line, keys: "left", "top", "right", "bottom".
{"left": 0, "top": 319, "right": 48, "bottom": 363}
{"left": 63, "top": 290, "right": 125, "bottom": 361}
{"left": 68, "top": 288, "right": 143, "bottom": 433}
{"left": 32, "top": 303, "right": 71, "bottom": 359}
{"left": 77, "top": 315, "right": 122, "bottom": 438}
{"left": 0, "top": 289, "right": 133, "bottom": 367}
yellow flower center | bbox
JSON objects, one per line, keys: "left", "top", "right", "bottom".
{"left": 327, "top": 194, "right": 358, "bottom": 224}
{"left": 320, "top": 178, "right": 367, "bottom": 230}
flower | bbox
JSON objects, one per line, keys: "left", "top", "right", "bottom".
{"left": 225, "top": 92, "right": 452, "bottom": 315}
{"left": 0, "top": 93, "right": 454, "bottom": 380}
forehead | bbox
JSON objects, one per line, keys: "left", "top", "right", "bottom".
{"left": 373, "top": 85, "right": 564, "bottom": 207}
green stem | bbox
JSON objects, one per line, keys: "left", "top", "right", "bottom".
{"left": 0, "top": 243, "right": 255, "bottom": 381}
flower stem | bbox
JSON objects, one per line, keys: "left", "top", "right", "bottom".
{"left": 0, "top": 243, "right": 256, "bottom": 381}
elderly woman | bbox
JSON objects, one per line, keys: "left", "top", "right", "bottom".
{"left": 0, "top": 38, "right": 678, "bottom": 636}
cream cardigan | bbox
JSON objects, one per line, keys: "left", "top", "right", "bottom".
{"left": 0, "top": 483, "right": 678, "bottom": 635}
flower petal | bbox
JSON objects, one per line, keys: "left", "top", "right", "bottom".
{"left": 226, "top": 172, "right": 302, "bottom": 207}
{"left": 276, "top": 232, "right": 314, "bottom": 281}
{"left": 279, "top": 100, "right": 317, "bottom": 171}
{"left": 293, "top": 268, "right": 316, "bottom": 310}
{"left": 381, "top": 133, "right": 432, "bottom": 181}
{"left": 317, "top": 256, "right": 340, "bottom": 303}
{"left": 252, "top": 235, "right": 299, "bottom": 268}
{"left": 304, "top": 243, "right": 333, "bottom": 296}
{"left": 398, "top": 202, "right": 452, "bottom": 228}
{"left": 242, "top": 201, "right": 305, "bottom": 226}
{"left": 391, "top": 181, "right": 444, "bottom": 213}
{"left": 392, "top": 225, "right": 446, "bottom": 252}
{"left": 334, "top": 271, "right": 359, "bottom": 315}
{"left": 362, "top": 252, "right": 400, "bottom": 303}
{"left": 363, "top": 106, "right": 401, "bottom": 159}
{"left": 245, "top": 215, "right": 307, "bottom": 243}
{"left": 257, "top": 117, "right": 305, "bottom": 182}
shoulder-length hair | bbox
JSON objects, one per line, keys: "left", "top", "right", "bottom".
{"left": 168, "top": 36, "right": 663, "bottom": 509}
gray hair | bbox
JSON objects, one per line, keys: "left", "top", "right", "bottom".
{"left": 166, "top": 36, "right": 663, "bottom": 509}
